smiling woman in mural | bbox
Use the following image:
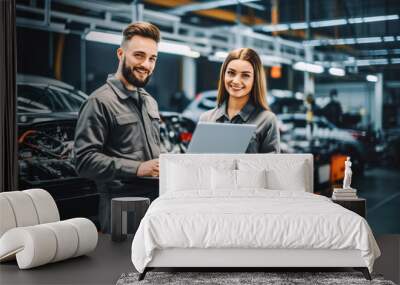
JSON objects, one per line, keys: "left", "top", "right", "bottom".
{"left": 200, "top": 48, "right": 280, "bottom": 153}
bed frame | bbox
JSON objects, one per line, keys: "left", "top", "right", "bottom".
{"left": 138, "top": 154, "right": 372, "bottom": 281}
{"left": 139, "top": 248, "right": 371, "bottom": 280}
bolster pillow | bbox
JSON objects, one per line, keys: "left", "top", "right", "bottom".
{"left": 0, "top": 218, "right": 98, "bottom": 269}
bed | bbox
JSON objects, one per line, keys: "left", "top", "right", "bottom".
{"left": 131, "top": 154, "right": 380, "bottom": 280}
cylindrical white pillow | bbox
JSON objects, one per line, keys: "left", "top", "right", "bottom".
{"left": 65, "top": 218, "right": 98, "bottom": 257}
{"left": 23, "top": 189, "right": 60, "bottom": 223}
{"left": 42, "top": 221, "right": 79, "bottom": 262}
{"left": 1, "top": 192, "right": 39, "bottom": 227}
{"left": 0, "top": 226, "right": 57, "bottom": 269}
{"left": 0, "top": 196, "right": 17, "bottom": 237}
{"left": 0, "top": 219, "right": 98, "bottom": 269}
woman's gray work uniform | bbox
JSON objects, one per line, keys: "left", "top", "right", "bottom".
{"left": 74, "top": 74, "right": 161, "bottom": 233}
{"left": 199, "top": 99, "right": 280, "bottom": 153}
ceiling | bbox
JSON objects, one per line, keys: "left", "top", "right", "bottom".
{"left": 16, "top": 0, "right": 400, "bottom": 78}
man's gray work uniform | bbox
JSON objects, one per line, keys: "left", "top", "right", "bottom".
{"left": 74, "top": 74, "right": 161, "bottom": 233}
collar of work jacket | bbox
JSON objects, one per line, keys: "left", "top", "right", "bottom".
{"left": 214, "top": 98, "right": 257, "bottom": 122}
{"left": 106, "top": 74, "right": 150, "bottom": 102}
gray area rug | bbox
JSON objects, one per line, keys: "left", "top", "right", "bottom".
{"left": 116, "top": 271, "right": 396, "bottom": 285}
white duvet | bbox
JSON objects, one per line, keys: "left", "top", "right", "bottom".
{"left": 131, "top": 190, "right": 380, "bottom": 273}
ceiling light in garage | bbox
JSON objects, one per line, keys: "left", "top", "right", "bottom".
{"left": 159, "top": 41, "right": 200, "bottom": 58}
{"left": 391, "top": 58, "right": 400, "bottom": 64}
{"left": 260, "top": 55, "right": 291, "bottom": 66}
{"left": 363, "top": 14, "right": 399, "bottom": 23}
{"left": 293, "top": 61, "right": 324, "bottom": 74}
{"left": 366, "top": 75, "right": 378, "bottom": 82}
{"left": 260, "top": 14, "right": 398, "bottom": 32}
{"left": 310, "top": 19, "right": 347, "bottom": 28}
{"left": 262, "top": 24, "right": 289, "bottom": 32}
{"left": 304, "top": 36, "right": 392, "bottom": 46}
{"left": 85, "top": 31, "right": 200, "bottom": 58}
{"left": 347, "top": 17, "right": 363, "bottom": 24}
{"left": 329, "top": 67, "right": 345, "bottom": 76}
{"left": 356, "top": 37, "right": 382, "bottom": 44}
{"left": 214, "top": 51, "right": 229, "bottom": 59}
{"left": 208, "top": 51, "right": 229, "bottom": 62}
{"left": 86, "top": 31, "right": 122, "bottom": 45}
{"left": 357, "top": 59, "right": 389, "bottom": 66}
{"left": 383, "top": 36, "right": 395, "bottom": 42}
{"left": 290, "top": 22, "right": 308, "bottom": 29}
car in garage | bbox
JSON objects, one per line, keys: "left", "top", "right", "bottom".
{"left": 17, "top": 75, "right": 97, "bottom": 220}
{"left": 182, "top": 90, "right": 218, "bottom": 122}
{"left": 278, "top": 113, "right": 367, "bottom": 177}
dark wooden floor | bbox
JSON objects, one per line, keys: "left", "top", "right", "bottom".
{"left": 2, "top": 166, "right": 399, "bottom": 284}
{"left": 1, "top": 234, "right": 399, "bottom": 285}
{"left": 0, "top": 234, "right": 134, "bottom": 285}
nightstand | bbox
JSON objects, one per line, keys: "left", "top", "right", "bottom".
{"left": 331, "top": 198, "right": 366, "bottom": 218}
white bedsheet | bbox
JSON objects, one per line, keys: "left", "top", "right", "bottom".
{"left": 131, "top": 190, "right": 380, "bottom": 273}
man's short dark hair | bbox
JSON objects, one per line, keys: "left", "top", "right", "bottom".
{"left": 121, "top": 22, "right": 160, "bottom": 47}
{"left": 330, "top": 89, "right": 338, "bottom": 97}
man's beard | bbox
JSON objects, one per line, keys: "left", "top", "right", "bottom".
{"left": 121, "top": 57, "right": 151, "bottom": 88}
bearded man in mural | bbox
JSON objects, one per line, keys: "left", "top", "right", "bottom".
{"left": 74, "top": 22, "right": 161, "bottom": 233}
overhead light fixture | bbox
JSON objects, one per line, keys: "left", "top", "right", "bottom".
{"left": 363, "top": 14, "right": 399, "bottom": 23}
{"left": 348, "top": 17, "right": 363, "bottom": 24}
{"left": 293, "top": 61, "right": 324, "bottom": 73}
{"left": 391, "top": 58, "right": 400, "bottom": 64}
{"left": 258, "top": 14, "right": 399, "bottom": 32}
{"left": 366, "top": 75, "right": 378, "bottom": 82}
{"left": 86, "top": 31, "right": 122, "bottom": 45}
{"left": 290, "top": 22, "right": 308, "bottom": 29}
{"left": 359, "top": 49, "right": 389, "bottom": 56}
{"left": 159, "top": 41, "right": 200, "bottom": 58}
{"left": 329, "top": 67, "right": 345, "bottom": 76}
{"left": 356, "top": 37, "right": 382, "bottom": 44}
{"left": 310, "top": 19, "right": 347, "bottom": 28}
{"left": 85, "top": 31, "right": 200, "bottom": 58}
{"left": 260, "top": 54, "right": 292, "bottom": 66}
{"left": 214, "top": 51, "right": 229, "bottom": 59}
{"left": 356, "top": 58, "right": 389, "bottom": 66}
{"left": 383, "top": 36, "right": 395, "bottom": 42}
{"left": 208, "top": 51, "right": 229, "bottom": 62}
{"left": 304, "top": 35, "right": 396, "bottom": 46}
{"left": 262, "top": 24, "right": 289, "bottom": 32}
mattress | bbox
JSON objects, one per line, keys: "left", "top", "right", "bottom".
{"left": 131, "top": 190, "right": 380, "bottom": 273}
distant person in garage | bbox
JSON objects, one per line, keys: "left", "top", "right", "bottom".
{"left": 200, "top": 48, "right": 280, "bottom": 153}
{"left": 322, "top": 89, "right": 343, "bottom": 127}
{"left": 74, "top": 22, "right": 161, "bottom": 233}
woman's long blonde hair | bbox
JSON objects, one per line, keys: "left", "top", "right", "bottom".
{"left": 216, "top": 48, "right": 269, "bottom": 110}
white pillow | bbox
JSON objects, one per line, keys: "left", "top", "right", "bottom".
{"left": 265, "top": 167, "right": 306, "bottom": 191}
{"left": 211, "top": 168, "right": 236, "bottom": 190}
{"left": 237, "top": 159, "right": 308, "bottom": 192}
{"left": 167, "top": 160, "right": 236, "bottom": 192}
{"left": 211, "top": 169, "right": 267, "bottom": 191}
{"left": 236, "top": 169, "right": 267, "bottom": 189}
{"left": 167, "top": 162, "right": 210, "bottom": 191}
